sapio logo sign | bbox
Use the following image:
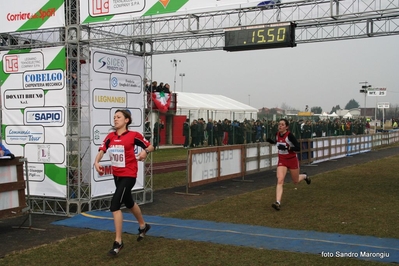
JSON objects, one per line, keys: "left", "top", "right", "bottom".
{"left": 93, "top": 52, "right": 127, "bottom": 74}
{"left": 33, "top": 112, "right": 61, "bottom": 121}
{"left": 25, "top": 107, "right": 64, "bottom": 126}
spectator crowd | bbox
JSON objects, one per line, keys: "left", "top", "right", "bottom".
{"left": 183, "top": 117, "right": 399, "bottom": 147}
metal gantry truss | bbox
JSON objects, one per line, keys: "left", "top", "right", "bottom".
{"left": 1, "top": 0, "right": 398, "bottom": 216}
{"left": 76, "top": 0, "right": 399, "bottom": 54}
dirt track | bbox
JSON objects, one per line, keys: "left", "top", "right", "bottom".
{"left": 147, "top": 160, "right": 186, "bottom": 174}
{"left": 0, "top": 146, "right": 398, "bottom": 258}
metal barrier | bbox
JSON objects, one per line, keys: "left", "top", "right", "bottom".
{"left": 187, "top": 145, "right": 245, "bottom": 188}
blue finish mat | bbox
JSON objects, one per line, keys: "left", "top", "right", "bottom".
{"left": 53, "top": 211, "right": 398, "bottom": 263}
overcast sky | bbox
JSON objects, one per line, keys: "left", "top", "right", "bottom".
{"left": 152, "top": 34, "right": 399, "bottom": 113}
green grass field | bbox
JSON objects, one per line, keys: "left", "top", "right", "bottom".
{"left": 1, "top": 148, "right": 397, "bottom": 266}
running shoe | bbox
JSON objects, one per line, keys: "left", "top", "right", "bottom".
{"left": 304, "top": 172, "right": 311, "bottom": 185}
{"left": 108, "top": 241, "right": 123, "bottom": 256}
{"left": 272, "top": 202, "right": 281, "bottom": 211}
{"left": 137, "top": 223, "right": 151, "bottom": 242}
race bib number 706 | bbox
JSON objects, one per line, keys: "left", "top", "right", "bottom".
{"left": 108, "top": 145, "right": 125, "bottom": 167}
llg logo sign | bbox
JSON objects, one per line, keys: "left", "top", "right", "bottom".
{"left": 89, "top": 0, "right": 145, "bottom": 17}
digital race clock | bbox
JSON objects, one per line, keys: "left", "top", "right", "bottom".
{"left": 223, "top": 22, "right": 296, "bottom": 51}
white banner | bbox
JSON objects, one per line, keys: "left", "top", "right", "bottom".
{"left": 0, "top": 0, "right": 65, "bottom": 33}
{"left": 191, "top": 152, "right": 218, "bottom": 182}
{"left": 80, "top": 0, "right": 262, "bottom": 24}
{"left": 0, "top": 46, "right": 67, "bottom": 198}
{"left": 219, "top": 149, "right": 241, "bottom": 176}
{"left": 90, "top": 48, "right": 145, "bottom": 197}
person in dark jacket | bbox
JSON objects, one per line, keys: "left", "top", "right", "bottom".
{"left": 153, "top": 118, "right": 164, "bottom": 150}
{"left": 190, "top": 120, "right": 198, "bottom": 147}
{"left": 206, "top": 118, "right": 214, "bottom": 146}
{"left": 183, "top": 119, "right": 190, "bottom": 148}
{"left": 144, "top": 121, "right": 152, "bottom": 142}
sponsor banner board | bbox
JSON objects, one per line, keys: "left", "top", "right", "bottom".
{"left": 93, "top": 88, "right": 127, "bottom": 109}
{"left": 4, "top": 125, "right": 45, "bottom": 144}
{"left": 90, "top": 48, "right": 145, "bottom": 197}
{"left": 26, "top": 163, "right": 45, "bottom": 182}
{"left": 0, "top": 0, "right": 65, "bottom": 33}
{"left": 191, "top": 152, "right": 218, "bottom": 183}
{"left": 24, "top": 106, "right": 65, "bottom": 126}
{"left": 93, "top": 125, "right": 114, "bottom": 145}
{"left": 110, "top": 73, "right": 142, "bottom": 93}
{"left": 3, "top": 89, "right": 45, "bottom": 109}
{"left": 24, "top": 143, "right": 65, "bottom": 164}
{"left": 80, "top": 0, "right": 261, "bottom": 24}
{"left": 23, "top": 69, "right": 65, "bottom": 90}
{"left": 92, "top": 51, "right": 128, "bottom": 74}
{"left": 0, "top": 46, "right": 67, "bottom": 198}
{"left": 2, "top": 52, "right": 44, "bottom": 73}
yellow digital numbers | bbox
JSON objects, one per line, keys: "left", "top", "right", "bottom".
{"left": 224, "top": 23, "right": 296, "bottom": 51}
{"left": 251, "top": 27, "right": 286, "bottom": 44}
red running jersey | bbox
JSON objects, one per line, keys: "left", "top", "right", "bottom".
{"left": 99, "top": 130, "right": 151, "bottom": 177}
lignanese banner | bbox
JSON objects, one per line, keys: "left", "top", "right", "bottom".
{"left": 89, "top": 48, "right": 145, "bottom": 197}
{"left": 0, "top": 46, "right": 67, "bottom": 198}
{"left": 80, "top": 0, "right": 262, "bottom": 24}
{"left": 0, "top": 0, "right": 65, "bottom": 33}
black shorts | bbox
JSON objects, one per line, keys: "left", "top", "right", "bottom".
{"left": 110, "top": 176, "right": 137, "bottom": 212}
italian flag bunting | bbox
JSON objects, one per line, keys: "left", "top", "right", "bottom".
{"left": 152, "top": 92, "right": 171, "bottom": 113}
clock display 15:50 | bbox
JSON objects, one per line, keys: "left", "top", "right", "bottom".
{"left": 248, "top": 27, "right": 287, "bottom": 44}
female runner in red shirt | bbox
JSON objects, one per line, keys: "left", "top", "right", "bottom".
{"left": 267, "top": 118, "right": 311, "bottom": 211}
{"left": 94, "top": 109, "right": 154, "bottom": 255}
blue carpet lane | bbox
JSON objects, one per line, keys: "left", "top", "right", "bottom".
{"left": 53, "top": 211, "right": 398, "bottom": 263}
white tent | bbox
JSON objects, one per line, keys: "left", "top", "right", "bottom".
{"left": 175, "top": 92, "right": 258, "bottom": 121}
{"left": 319, "top": 112, "right": 329, "bottom": 119}
{"left": 328, "top": 112, "right": 339, "bottom": 118}
{"left": 343, "top": 112, "right": 353, "bottom": 118}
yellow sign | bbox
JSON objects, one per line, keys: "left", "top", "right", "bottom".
{"left": 298, "top": 112, "right": 313, "bottom": 116}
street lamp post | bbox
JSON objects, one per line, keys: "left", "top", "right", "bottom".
{"left": 359, "top": 81, "right": 371, "bottom": 116}
{"left": 171, "top": 59, "right": 181, "bottom": 92}
{"left": 179, "top": 73, "right": 185, "bottom": 92}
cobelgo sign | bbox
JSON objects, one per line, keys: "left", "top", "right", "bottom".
{"left": 23, "top": 69, "right": 65, "bottom": 89}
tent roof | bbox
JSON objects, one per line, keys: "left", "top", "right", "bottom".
{"left": 343, "top": 112, "right": 352, "bottom": 118}
{"left": 328, "top": 112, "right": 339, "bottom": 117}
{"left": 176, "top": 92, "right": 258, "bottom": 112}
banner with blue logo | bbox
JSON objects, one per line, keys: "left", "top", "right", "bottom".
{"left": 0, "top": 46, "right": 67, "bottom": 198}
{"left": 89, "top": 48, "right": 145, "bottom": 197}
